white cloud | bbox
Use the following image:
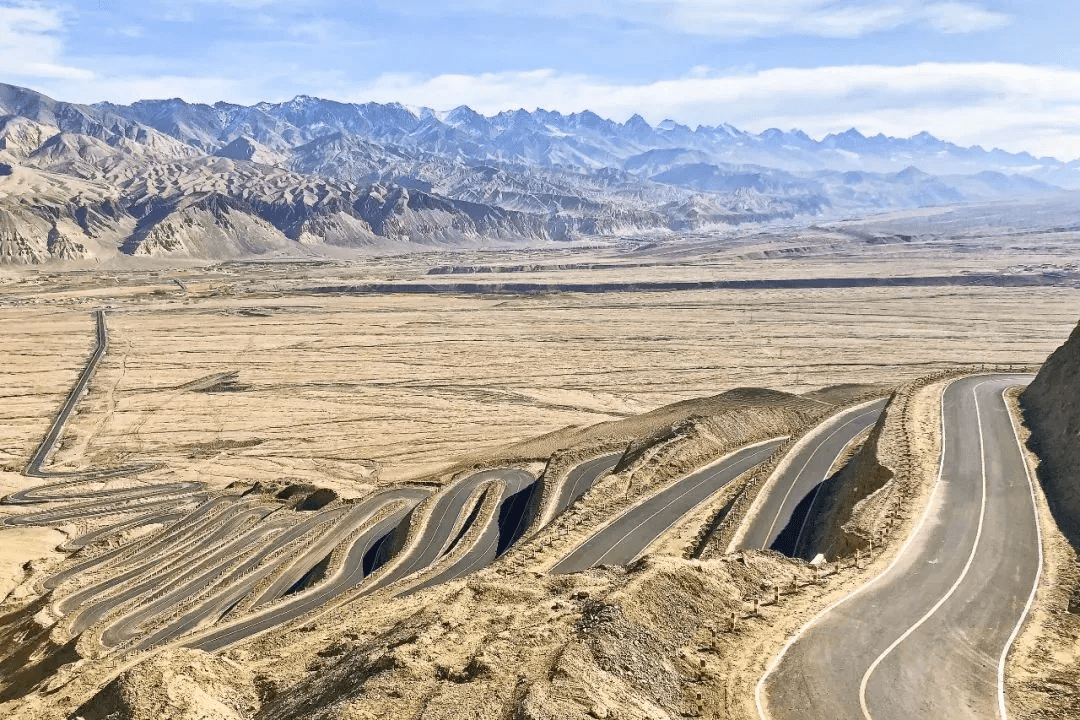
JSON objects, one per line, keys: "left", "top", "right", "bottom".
{"left": 415, "top": 0, "right": 1013, "bottom": 38}
{"left": 337, "top": 63, "right": 1080, "bottom": 160}
{"left": 646, "top": 0, "right": 911, "bottom": 38}
{"left": 922, "top": 2, "right": 1011, "bottom": 33}
{"left": 641, "top": 0, "right": 1012, "bottom": 38}
{"left": 0, "top": 2, "right": 92, "bottom": 80}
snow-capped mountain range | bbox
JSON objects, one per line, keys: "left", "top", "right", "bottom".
{"left": 0, "top": 81, "right": 1075, "bottom": 264}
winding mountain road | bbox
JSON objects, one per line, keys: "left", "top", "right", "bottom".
{"left": 363, "top": 468, "right": 535, "bottom": 594}
{"left": 553, "top": 439, "right": 785, "bottom": 574}
{"left": 546, "top": 452, "right": 621, "bottom": 523}
{"left": 183, "top": 490, "right": 426, "bottom": 653}
{"left": 758, "top": 374, "right": 1040, "bottom": 720}
{"left": 21, "top": 309, "right": 1041, "bottom": 682}
{"left": 736, "top": 398, "right": 889, "bottom": 556}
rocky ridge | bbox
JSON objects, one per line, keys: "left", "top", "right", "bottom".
{"left": 0, "top": 82, "right": 1072, "bottom": 265}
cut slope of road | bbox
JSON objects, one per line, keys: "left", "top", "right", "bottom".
{"left": 364, "top": 468, "right": 534, "bottom": 596}
{"left": 553, "top": 438, "right": 785, "bottom": 574}
{"left": 735, "top": 398, "right": 889, "bottom": 555}
{"left": 545, "top": 452, "right": 621, "bottom": 524}
{"left": 759, "top": 374, "right": 1040, "bottom": 720}
{"left": 184, "top": 490, "right": 426, "bottom": 654}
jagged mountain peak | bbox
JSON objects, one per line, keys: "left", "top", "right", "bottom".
{"left": 0, "top": 80, "right": 1073, "bottom": 266}
{"left": 446, "top": 105, "right": 485, "bottom": 123}
{"left": 73, "top": 85, "right": 1076, "bottom": 181}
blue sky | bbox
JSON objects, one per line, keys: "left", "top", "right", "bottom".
{"left": 2, "top": 0, "right": 1078, "bottom": 159}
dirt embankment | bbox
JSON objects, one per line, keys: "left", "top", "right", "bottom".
{"left": 63, "top": 555, "right": 814, "bottom": 720}
{"left": 0, "top": 384, "right": 863, "bottom": 719}
{"left": 793, "top": 395, "right": 896, "bottom": 560}
{"left": 1009, "top": 319, "right": 1080, "bottom": 719}
{"left": 783, "top": 370, "right": 965, "bottom": 562}
{"left": 1021, "top": 319, "right": 1080, "bottom": 564}
{"left": 73, "top": 648, "right": 258, "bottom": 720}
{"left": 1004, "top": 387, "right": 1080, "bottom": 720}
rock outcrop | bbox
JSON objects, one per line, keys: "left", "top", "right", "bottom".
{"left": 1022, "top": 319, "right": 1080, "bottom": 552}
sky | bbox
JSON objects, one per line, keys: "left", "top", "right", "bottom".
{"left": 2, "top": 0, "right": 1078, "bottom": 160}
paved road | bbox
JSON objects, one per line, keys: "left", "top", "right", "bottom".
{"left": 552, "top": 439, "right": 785, "bottom": 574}
{"left": 10, "top": 310, "right": 556, "bottom": 653}
{"left": 129, "top": 506, "right": 366, "bottom": 650}
{"left": 760, "top": 375, "right": 1040, "bottom": 720}
{"left": 99, "top": 517, "right": 292, "bottom": 647}
{"left": 399, "top": 470, "right": 538, "bottom": 596}
{"left": 161, "top": 460, "right": 615, "bottom": 649}
{"left": 547, "top": 452, "right": 621, "bottom": 522}
{"left": 737, "top": 399, "right": 889, "bottom": 555}
{"left": 18, "top": 309, "right": 158, "bottom": 483}
{"left": 58, "top": 510, "right": 190, "bottom": 552}
{"left": 16, "top": 310, "right": 910, "bottom": 658}
{"left": 364, "top": 468, "right": 535, "bottom": 595}
{"left": 65, "top": 505, "right": 275, "bottom": 631}
{"left": 185, "top": 491, "right": 427, "bottom": 653}
{"left": 49, "top": 497, "right": 256, "bottom": 601}
{"left": 3, "top": 309, "right": 203, "bottom": 538}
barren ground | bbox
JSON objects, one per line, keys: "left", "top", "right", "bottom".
{"left": 0, "top": 211, "right": 1077, "bottom": 718}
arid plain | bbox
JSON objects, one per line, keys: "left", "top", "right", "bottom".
{"left": 1, "top": 202, "right": 1079, "bottom": 719}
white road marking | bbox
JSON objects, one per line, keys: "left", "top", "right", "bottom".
{"left": 762, "top": 406, "right": 883, "bottom": 550}
{"left": 594, "top": 445, "right": 775, "bottom": 566}
{"left": 998, "top": 384, "right": 1043, "bottom": 720}
{"left": 857, "top": 378, "right": 993, "bottom": 720}
{"left": 754, "top": 381, "right": 952, "bottom": 720}
{"left": 555, "top": 437, "right": 784, "bottom": 571}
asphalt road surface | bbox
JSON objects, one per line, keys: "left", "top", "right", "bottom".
{"left": 400, "top": 469, "right": 543, "bottom": 596}
{"left": 186, "top": 490, "right": 427, "bottom": 654}
{"left": 365, "top": 468, "right": 534, "bottom": 595}
{"left": 548, "top": 452, "right": 622, "bottom": 520}
{"left": 14, "top": 311, "right": 586, "bottom": 652}
{"left": 760, "top": 375, "right": 1040, "bottom": 720}
{"left": 737, "top": 398, "right": 889, "bottom": 555}
{"left": 552, "top": 439, "right": 785, "bottom": 574}
{"left": 66, "top": 505, "right": 275, "bottom": 632}
{"left": 18, "top": 309, "right": 157, "bottom": 483}
{"left": 4, "top": 309, "right": 203, "bottom": 537}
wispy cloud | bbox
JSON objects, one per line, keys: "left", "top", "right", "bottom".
{"left": 644, "top": 1, "right": 911, "bottom": 39}
{"left": 922, "top": 2, "right": 1012, "bottom": 33}
{"left": 337, "top": 63, "right": 1080, "bottom": 159}
{"left": 0, "top": 1, "right": 1066, "bottom": 160}
{"left": 397, "top": 0, "right": 1012, "bottom": 39}
{"left": 0, "top": 1, "right": 93, "bottom": 80}
{"left": 642, "top": 1, "right": 1011, "bottom": 38}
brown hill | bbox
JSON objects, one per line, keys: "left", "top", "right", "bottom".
{"left": 1021, "top": 318, "right": 1080, "bottom": 551}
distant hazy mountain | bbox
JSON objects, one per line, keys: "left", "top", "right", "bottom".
{"left": 0, "top": 82, "right": 1072, "bottom": 264}
{"left": 97, "top": 92, "right": 1080, "bottom": 186}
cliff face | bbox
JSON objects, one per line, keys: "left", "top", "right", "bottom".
{"left": 1022, "top": 319, "right": 1080, "bottom": 551}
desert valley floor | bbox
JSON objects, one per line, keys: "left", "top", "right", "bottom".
{"left": 1, "top": 204, "right": 1079, "bottom": 719}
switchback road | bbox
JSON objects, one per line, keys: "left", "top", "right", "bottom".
{"left": 736, "top": 398, "right": 889, "bottom": 555}
{"left": 759, "top": 374, "right": 1040, "bottom": 720}
{"left": 553, "top": 439, "right": 785, "bottom": 574}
